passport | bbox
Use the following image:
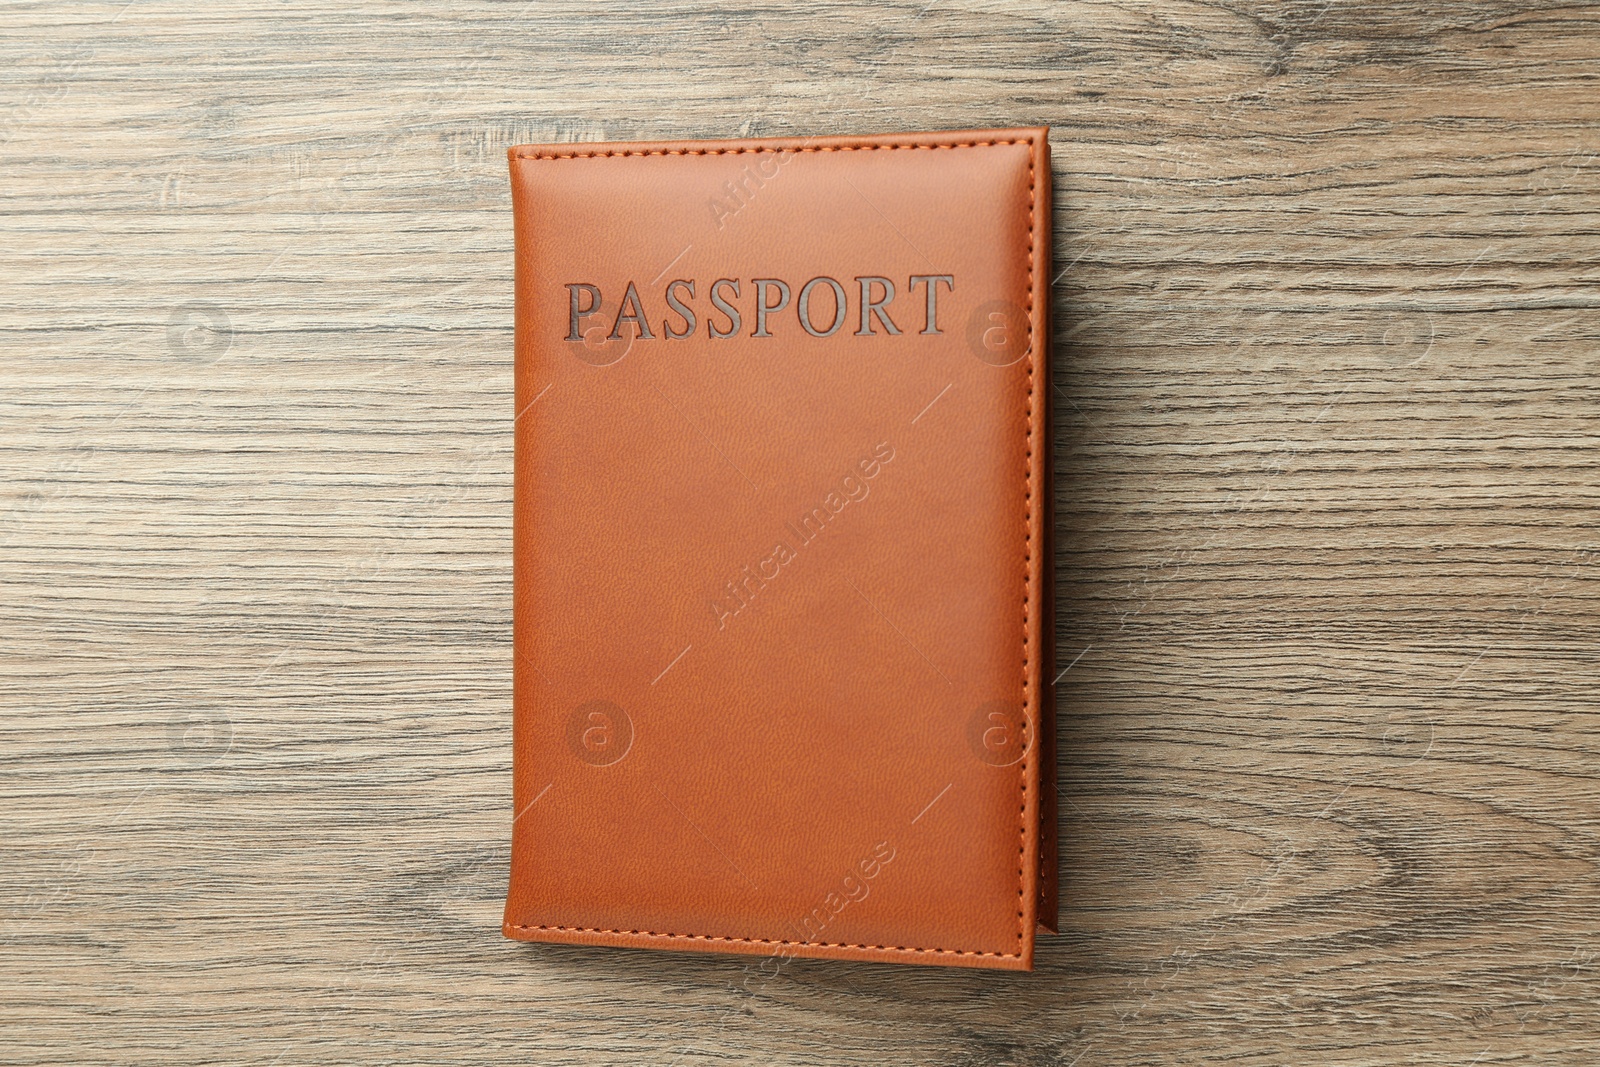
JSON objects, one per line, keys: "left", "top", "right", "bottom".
{"left": 505, "top": 127, "right": 1056, "bottom": 969}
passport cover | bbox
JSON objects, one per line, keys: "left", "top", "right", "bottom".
{"left": 505, "top": 127, "right": 1055, "bottom": 969}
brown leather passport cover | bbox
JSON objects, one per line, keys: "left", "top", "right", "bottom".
{"left": 505, "top": 127, "right": 1055, "bottom": 969}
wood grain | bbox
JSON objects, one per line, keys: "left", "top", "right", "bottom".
{"left": 3, "top": 1, "right": 1599, "bottom": 1063}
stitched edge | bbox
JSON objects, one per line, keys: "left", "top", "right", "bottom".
{"left": 510, "top": 139, "right": 1030, "bottom": 160}
{"left": 504, "top": 923, "right": 1019, "bottom": 959}
{"left": 1019, "top": 136, "right": 1036, "bottom": 954}
{"left": 510, "top": 135, "right": 1041, "bottom": 961}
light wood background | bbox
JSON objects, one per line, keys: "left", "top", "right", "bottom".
{"left": 4, "top": 1, "right": 1598, "bottom": 1064}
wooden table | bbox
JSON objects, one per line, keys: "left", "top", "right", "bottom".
{"left": 5, "top": 2, "right": 1598, "bottom": 1063}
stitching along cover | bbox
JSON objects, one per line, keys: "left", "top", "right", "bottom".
{"left": 505, "top": 127, "right": 1056, "bottom": 970}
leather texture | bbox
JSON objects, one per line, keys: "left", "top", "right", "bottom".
{"left": 505, "top": 127, "right": 1055, "bottom": 969}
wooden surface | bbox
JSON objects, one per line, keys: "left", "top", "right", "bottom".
{"left": 4, "top": 2, "right": 1599, "bottom": 1063}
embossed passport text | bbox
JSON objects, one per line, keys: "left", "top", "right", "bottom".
{"left": 506, "top": 128, "right": 1056, "bottom": 969}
